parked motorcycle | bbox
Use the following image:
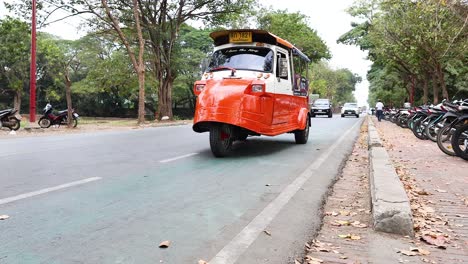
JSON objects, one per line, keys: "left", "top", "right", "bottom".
{"left": 0, "top": 108, "right": 21, "bottom": 131}
{"left": 38, "top": 104, "right": 79, "bottom": 128}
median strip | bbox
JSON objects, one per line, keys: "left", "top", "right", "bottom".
{"left": 0, "top": 177, "right": 102, "bottom": 206}
{"left": 367, "top": 117, "right": 414, "bottom": 236}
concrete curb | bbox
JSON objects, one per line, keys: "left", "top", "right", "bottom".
{"left": 367, "top": 117, "right": 414, "bottom": 236}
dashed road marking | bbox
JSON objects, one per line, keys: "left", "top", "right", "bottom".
{"left": 0, "top": 177, "right": 102, "bottom": 206}
{"left": 159, "top": 153, "right": 199, "bottom": 163}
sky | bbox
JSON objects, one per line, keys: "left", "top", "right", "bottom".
{"left": 0, "top": 0, "right": 371, "bottom": 106}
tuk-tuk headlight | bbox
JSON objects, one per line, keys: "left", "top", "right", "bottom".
{"left": 252, "top": 84, "right": 264, "bottom": 93}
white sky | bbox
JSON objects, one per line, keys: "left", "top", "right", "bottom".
{"left": 0, "top": 0, "right": 371, "bottom": 106}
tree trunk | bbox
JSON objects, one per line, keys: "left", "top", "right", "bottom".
{"left": 137, "top": 66, "right": 146, "bottom": 124}
{"left": 65, "top": 73, "right": 73, "bottom": 128}
{"left": 101, "top": 0, "right": 146, "bottom": 124}
{"left": 13, "top": 90, "right": 22, "bottom": 113}
{"left": 436, "top": 63, "right": 449, "bottom": 100}
{"left": 156, "top": 76, "right": 174, "bottom": 120}
{"left": 422, "top": 77, "right": 428, "bottom": 105}
{"left": 432, "top": 71, "right": 439, "bottom": 104}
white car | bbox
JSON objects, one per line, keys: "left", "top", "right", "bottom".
{"left": 341, "top": 103, "right": 359, "bottom": 118}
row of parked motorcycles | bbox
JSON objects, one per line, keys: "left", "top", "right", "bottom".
{"left": 0, "top": 104, "right": 79, "bottom": 131}
{"left": 383, "top": 99, "right": 468, "bottom": 160}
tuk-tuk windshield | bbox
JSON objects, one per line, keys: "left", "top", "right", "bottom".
{"left": 208, "top": 47, "right": 274, "bottom": 73}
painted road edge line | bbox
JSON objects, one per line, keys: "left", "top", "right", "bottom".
{"left": 0, "top": 177, "right": 102, "bottom": 206}
{"left": 159, "top": 153, "right": 199, "bottom": 163}
{"left": 209, "top": 120, "right": 362, "bottom": 264}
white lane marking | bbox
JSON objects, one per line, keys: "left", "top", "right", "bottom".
{"left": 159, "top": 153, "right": 199, "bottom": 163}
{"left": 0, "top": 177, "right": 102, "bottom": 206}
{"left": 209, "top": 120, "right": 362, "bottom": 264}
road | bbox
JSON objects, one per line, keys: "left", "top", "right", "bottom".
{"left": 0, "top": 115, "right": 363, "bottom": 264}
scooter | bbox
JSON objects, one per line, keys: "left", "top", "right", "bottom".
{"left": 0, "top": 108, "right": 21, "bottom": 131}
{"left": 38, "top": 104, "right": 79, "bottom": 128}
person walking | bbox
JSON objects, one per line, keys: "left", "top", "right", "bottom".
{"left": 376, "top": 99, "right": 384, "bottom": 122}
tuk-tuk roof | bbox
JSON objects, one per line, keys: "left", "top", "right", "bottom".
{"left": 210, "top": 29, "right": 311, "bottom": 62}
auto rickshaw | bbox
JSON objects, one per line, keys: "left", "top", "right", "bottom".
{"left": 193, "top": 29, "right": 311, "bottom": 157}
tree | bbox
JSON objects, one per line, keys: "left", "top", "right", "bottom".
{"left": 0, "top": 18, "right": 30, "bottom": 112}
{"left": 339, "top": 0, "right": 468, "bottom": 105}
{"left": 309, "top": 62, "right": 360, "bottom": 107}
{"left": 257, "top": 10, "right": 331, "bottom": 62}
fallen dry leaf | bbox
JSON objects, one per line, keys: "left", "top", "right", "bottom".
{"left": 315, "top": 247, "right": 329, "bottom": 252}
{"left": 351, "top": 221, "right": 368, "bottom": 228}
{"left": 350, "top": 235, "right": 361, "bottom": 240}
{"left": 159, "top": 240, "right": 171, "bottom": 248}
{"left": 0, "top": 215, "right": 9, "bottom": 220}
{"left": 294, "top": 259, "right": 301, "bottom": 264}
{"left": 409, "top": 247, "right": 430, "bottom": 255}
{"left": 415, "top": 189, "right": 430, "bottom": 195}
{"left": 339, "top": 255, "right": 348, "bottom": 259}
{"left": 304, "top": 256, "right": 323, "bottom": 263}
{"left": 398, "top": 249, "right": 417, "bottom": 256}
{"left": 435, "top": 189, "right": 447, "bottom": 193}
{"left": 198, "top": 260, "right": 209, "bottom": 264}
{"left": 420, "top": 234, "right": 447, "bottom": 247}
{"left": 263, "top": 230, "right": 271, "bottom": 236}
{"left": 339, "top": 210, "right": 350, "bottom": 216}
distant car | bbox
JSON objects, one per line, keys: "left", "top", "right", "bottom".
{"left": 310, "top": 98, "right": 333, "bottom": 118}
{"left": 341, "top": 102, "right": 359, "bottom": 118}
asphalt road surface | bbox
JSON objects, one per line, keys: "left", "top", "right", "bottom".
{"left": 0, "top": 115, "right": 363, "bottom": 264}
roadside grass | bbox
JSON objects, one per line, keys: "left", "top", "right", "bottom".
{"left": 14, "top": 116, "right": 192, "bottom": 130}
{"left": 79, "top": 117, "right": 139, "bottom": 127}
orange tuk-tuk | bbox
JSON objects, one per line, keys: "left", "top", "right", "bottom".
{"left": 193, "top": 29, "right": 311, "bottom": 157}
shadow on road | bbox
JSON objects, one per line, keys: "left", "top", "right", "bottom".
{"left": 197, "top": 137, "right": 297, "bottom": 159}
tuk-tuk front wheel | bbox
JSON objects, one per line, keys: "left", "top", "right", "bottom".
{"left": 210, "top": 124, "right": 234, "bottom": 157}
{"left": 295, "top": 117, "right": 309, "bottom": 144}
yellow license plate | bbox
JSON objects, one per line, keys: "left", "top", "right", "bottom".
{"left": 229, "top": 31, "right": 252, "bottom": 43}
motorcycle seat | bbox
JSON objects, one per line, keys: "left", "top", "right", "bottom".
{"left": 0, "top": 109, "right": 13, "bottom": 115}
{"left": 57, "top": 110, "right": 67, "bottom": 114}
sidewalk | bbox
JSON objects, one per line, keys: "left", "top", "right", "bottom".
{"left": 298, "top": 116, "right": 467, "bottom": 264}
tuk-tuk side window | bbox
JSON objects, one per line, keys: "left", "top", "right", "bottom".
{"left": 277, "top": 52, "right": 288, "bottom": 80}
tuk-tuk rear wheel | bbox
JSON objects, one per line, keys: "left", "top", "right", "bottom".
{"left": 210, "top": 124, "right": 233, "bottom": 157}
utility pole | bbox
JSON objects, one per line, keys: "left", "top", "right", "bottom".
{"left": 29, "top": 0, "right": 37, "bottom": 122}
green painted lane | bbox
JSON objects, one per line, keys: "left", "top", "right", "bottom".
{"left": 0, "top": 117, "right": 362, "bottom": 263}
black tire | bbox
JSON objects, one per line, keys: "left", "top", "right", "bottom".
{"left": 407, "top": 119, "right": 414, "bottom": 130}
{"left": 328, "top": 112, "right": 332, "bottom": 118}
{"left": 341, "top": 114, "right": 345, "bottom": 118}
{"left": 424, "top": 121, "right": 438, "bottom": 142}
{"left": 71, "top": 117, "right": 78, "bottom": 128}
{"left": 8, "top": 117, "right": 20, "bottom": 131}
{"left": 209, "top": 124, "right": 233, "bottom": 157}
{"left": 295, "top": 117, "right": 309, "bottom": 144}
{"left": 437, "top": 125, "right": 457, "bottom": 156}
{"left": 310, "top": 113, "right": 315, "bottom": 118}
{"left": 237, "top": 132, "right": 248, "bottom": 141}
{"left": 451, "top": 123, "right": 468, "bottom": 161}
{"left": 356, "top": 114, "right": 359, "bottom": 118}
{"left": 412, "top": 120, "right": 427, "bottom": 140}
{"left": 38, "top": 117, "right": 51, "bottom": 128}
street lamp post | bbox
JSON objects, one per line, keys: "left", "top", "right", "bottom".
{"left": 29, "top": 0, "right": 37, "bottom": 123}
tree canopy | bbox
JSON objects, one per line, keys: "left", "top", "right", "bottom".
{"left": 339, "top": 0, "right": 468, "bottom": 106}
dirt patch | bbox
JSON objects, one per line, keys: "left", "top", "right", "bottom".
{"left": 0, "top": 117, "right": 192, "bottom": 138}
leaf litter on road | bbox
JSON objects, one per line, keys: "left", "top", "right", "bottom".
{"left": 158, "top": 240, "right": 171, "bottom": 248}
{"left": 0, "top": 215, "right": 9, "bottom": 220}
